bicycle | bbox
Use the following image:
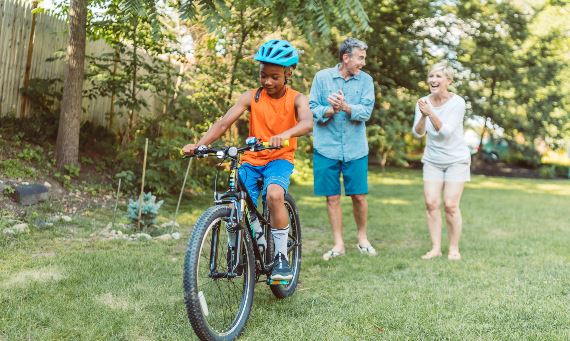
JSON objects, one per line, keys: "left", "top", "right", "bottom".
{"left": 182, "top": 137, "right": 302, "bottom": 340}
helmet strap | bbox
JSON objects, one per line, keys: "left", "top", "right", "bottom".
{"left": 284, "top": 66, "right": 293, "bottom": 85}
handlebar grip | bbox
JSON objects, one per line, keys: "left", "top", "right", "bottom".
{"left": 180, "top": 144, "right": 208, "bottom": 157}
{"left": 262, "top": 140, "right": 289, "bottom": 147}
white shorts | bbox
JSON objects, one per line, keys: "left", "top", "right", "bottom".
{"left": 423, "top": 161, "right": 471, "bottom": 182}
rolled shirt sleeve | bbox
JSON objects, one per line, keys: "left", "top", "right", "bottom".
{"left": 431, "top": 100, "right": 466, "bottom": 137}
{"left": 349, "top": 74, "right": 374, "bottom": 122}
{"left": 309, "top": 74, "right": 332, "bottom": 124}
{"left": 412, "top": 102, "right": 426, "bottom": 138}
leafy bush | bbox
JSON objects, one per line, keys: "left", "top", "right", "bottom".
{"left": 9, "top": 78, "right": 63, "bottom": 142}
{"left": 18, "top": 144, "right": 43, "bottom": 162}
{"left": 554, "top": 164, "right": 570, "bottom": 179}
{"left": 538, "top": 164, "right": 557, "bottom": 179}
{"left": 64, "top": 164, "right": 81, "bottom": 178}
{"left": 0, "top": 159, "right": 37, "bottom": 179}
{"left": 2, "top": 185, "right": 15, "bottom": 197}
{"left": 502, "top": 142, "right": 541, "bottom": 169}
{"left": 115, "top": 170, "right": 136, "bottom": 194}
{"left": 127, "top": 192, "right": 164, "bottom": 229}
{"left": 291, "top": 137, "right": 313, "bottom": 184}
{"left": 539, "top": 163, "right": 570, "bottom": 179}
{"left": 115, "top": 116, "right": 218, "bottom": 196}
{"left": 54, "top": 164, "right": 80, "bottom": 188}
{"left": 79, "top": 122, "right": 117, "bottom": 158}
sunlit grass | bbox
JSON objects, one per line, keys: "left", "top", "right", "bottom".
{"left": 1, "top": 168, "right": 569, "bottom": 339}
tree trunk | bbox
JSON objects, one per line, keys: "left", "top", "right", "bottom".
{"left": 122, "top": 17, "right": 138, "bottom": 148}
{"left": 226, "top": 14, "right": 249, "bottom": 142}
{"left": 55, "top": 0, "right": 87, "bottom": 169}
{"left": 477, "top": 77, "right": 496, "bottom": 158}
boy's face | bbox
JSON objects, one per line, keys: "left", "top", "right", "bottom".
{"left": 259, "top": 63, "right": 288, "bottom": 96}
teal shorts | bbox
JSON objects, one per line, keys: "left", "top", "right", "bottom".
{"left": 313, "top": 151, "right": 368, "bottom": 196}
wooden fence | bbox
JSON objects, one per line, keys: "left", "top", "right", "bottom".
{"left": 0, "top": 0, "right": 158, "bottom": 129}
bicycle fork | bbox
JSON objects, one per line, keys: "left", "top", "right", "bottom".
{"left": 207, "top": 201, "right": 245, "bottom": 279}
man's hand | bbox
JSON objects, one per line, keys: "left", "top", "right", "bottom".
{"left": 328, "top": 90, "right": 351, "bottom": 113}
{"left": 182, "top": 143, "right": 198, "bottom": 156}
{"left": 327, "top": 91, "right": 343, "bottom": 113}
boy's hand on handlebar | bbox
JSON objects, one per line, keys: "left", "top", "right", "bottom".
{"left": 268, "top": 135, "right": 290, "bottom": 147}
{"left": 182, "top": 144, "right": 198, "bottom": 156}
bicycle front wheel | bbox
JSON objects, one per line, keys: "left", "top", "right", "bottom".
{"left": 270, "top": 193, "right": 302, "bottom": 299}
{"left": 183, "top": 205, "right": 255, "bottom": 340}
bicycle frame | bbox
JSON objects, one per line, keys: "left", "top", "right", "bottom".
{"left": 208, "top": 151, "right": 273, "bottom": 279}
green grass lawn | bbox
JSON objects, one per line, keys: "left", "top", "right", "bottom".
{"left": 1, "top": 168, "right": 570, "bottom": 340}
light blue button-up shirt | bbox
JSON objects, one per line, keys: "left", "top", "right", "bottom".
{"left": 309, "top": 64, "right": 375, "bottom": 162}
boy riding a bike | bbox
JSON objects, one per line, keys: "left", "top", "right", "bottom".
{"left": 182, "top": 39, "right": 312, "bottom": 282}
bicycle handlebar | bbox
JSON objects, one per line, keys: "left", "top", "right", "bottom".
{"left": 181, "top": 139, "right": 289, "bottom": 159}
{"left": 261, "top": 140, "right": 289, "bottom": 147}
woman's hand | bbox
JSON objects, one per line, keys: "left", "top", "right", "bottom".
{"left": 418, "top": 99, "right": 433, "bottom": 118}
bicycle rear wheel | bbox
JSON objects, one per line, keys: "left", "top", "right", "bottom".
{"left": 269, "top": 193, "right": 302, "bottom": 299}
{"left": 183, "top": 206, "right": 255, "bottom": 340}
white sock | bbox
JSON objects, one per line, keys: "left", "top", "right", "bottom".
{"left": 271, "top": 225, "right": 289, "bottom": 260}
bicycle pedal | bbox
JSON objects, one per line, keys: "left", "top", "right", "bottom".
{"left": 266, "top": 278, "right": 289, "bottom": 285}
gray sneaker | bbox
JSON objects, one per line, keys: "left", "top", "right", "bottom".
{"left": 270, "top": 252, "right": 292, "bottom": 281}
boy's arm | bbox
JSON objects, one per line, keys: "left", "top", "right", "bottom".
{"left": 183, "top": 91, "right": 251, "bottom": 154}
{"left": 268, "top": 93, "right": 313, "bottom": 147}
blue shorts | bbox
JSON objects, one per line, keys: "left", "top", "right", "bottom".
{"left": 313, "top": 151, "right": 368, "bottom": 196}
{"left": 238, "top": 159, "right": 294, "bottom": 206}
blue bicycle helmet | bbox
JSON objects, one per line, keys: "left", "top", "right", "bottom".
{"left": 254, "top": 39, "right": 299, "bottom": 67}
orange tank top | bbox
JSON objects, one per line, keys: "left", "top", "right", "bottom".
{"left": 241, "top": 86, "right": 299, "bottom": 166}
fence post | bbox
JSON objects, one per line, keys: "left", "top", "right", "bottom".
{"left": 137, "top": 138, "right": 149, "bottom": 230}
{"left": 19, "top": 0, "right": 38, "bottom": 118}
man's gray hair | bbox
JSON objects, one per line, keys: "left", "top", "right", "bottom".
{"left": 339, "top": 38, "right": 368, "bottom": 62}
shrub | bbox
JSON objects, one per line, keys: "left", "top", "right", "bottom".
{"left": 115, "top": 170, "right": 136, "bottom": 194}
{"left": 0, "top": 159, "right": 37, "bottom": 179}
{"left": 127, "top": 192, "right": 164, "bottom": 230}
{"left": 18, "top": 144, "right": 43, "bottom": 162}
{"left": 538, "top": 165, "right": 557, "bottom": 179}
{"left": 539, "top": 163, "right": 570, "bottom": 179}
{"left": 2, "top": 185, "right": 15, "bottom": 197}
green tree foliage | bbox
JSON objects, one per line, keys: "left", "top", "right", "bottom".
{"left": 86, "top": 0, "right": 183, "bottom": 140}
{"left": 24, "top": 0, "right": 569, "bottom": 193}
{"left": 454, "top": 0, "right": 569, "bottom": 165}
{"left": 360, "top": 0, "right": 438, "bottom": 166}
{"left": 515, "top": 2, "right": 570, "bottom": 151}
{"left": 180, "top": 0, "right": 370, "bottom": 39}
{"left": 455, "top": 1, "right": 529, "bottom": 154}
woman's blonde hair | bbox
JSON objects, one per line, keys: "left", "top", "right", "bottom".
{"left": 428, "top": 61, "right": 454, "bottom": 81}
